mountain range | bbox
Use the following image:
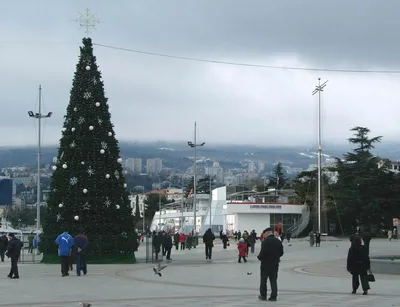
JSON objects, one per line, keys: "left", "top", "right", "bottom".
{"left": 0, "top": 141, "right": 399, "bottom": 170}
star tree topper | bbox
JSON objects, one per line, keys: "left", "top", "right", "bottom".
{"left": 73, "top": 8, "right": 102, "bottom": 36}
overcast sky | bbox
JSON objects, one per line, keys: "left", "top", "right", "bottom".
{"left": 1, "top": 0, "right": 400, "bottom": 147}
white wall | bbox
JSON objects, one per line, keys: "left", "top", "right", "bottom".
{"left": 236, "top": 213, "right": 271, "bottom": 235}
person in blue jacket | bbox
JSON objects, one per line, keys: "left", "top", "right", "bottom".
{"left": 55, "top": 230, "right": 73, "bottom": 277}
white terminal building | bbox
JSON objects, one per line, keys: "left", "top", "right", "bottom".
{"left": 147, "top": 186, "right": 310, "bottom": 236}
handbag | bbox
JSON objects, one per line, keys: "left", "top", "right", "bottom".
{"left": 367, "top": 270, "right": 375, "bottom": 282}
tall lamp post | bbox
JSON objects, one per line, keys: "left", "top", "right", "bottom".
{"left": 28, "top": 85, "right": 52, "bottom": 232}
{"left": 312, "top": 78, "right": 328, "bottom": 234}
{"left": 187, "top": 122, "right": 205, "bottom": 236}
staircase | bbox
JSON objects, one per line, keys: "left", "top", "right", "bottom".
{"left": 287, "top": 204, "right": 310, "bottom": 238}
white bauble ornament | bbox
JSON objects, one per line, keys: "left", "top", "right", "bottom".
{"left": 52, "top": 165, "right": 57, "bottom": 170}
{"left": 117, "top": 158, "right": 122, "bottom": 163}
{"left": 85, "top": 65, "right": 90, "bottom": 70}
{"left": 81, "top": 161, "right": 85, "bottom": 165}
{"left": 116, "top": 205, "right": 120, "bottom": 209}
{"left": 74, "top": 107, "right": 77, "bottom": 112}
{"left": 62, "top": 128, "right": 66, "bottom": 132}
{"left": 105, "top": 174, "right": 110, "bottom": 179}
{"left": 108, "top": 132, "right": 112, "bottom": 136}
{"left": 100, "top": 149, "right": 105, "bottom": 154}
{"left": 83, "top": 188, "right": 88, "bottom": 194}
{"left": 95, "top": 102, "right": 100, "bottom": 107}
{"left": 89, "top": 126, "right": 94, "bottom": 130}
{"left": 59, "top": 203, "right": 63, "bottom": 208}
{"left": 62, "top": 164, "right": 67, "bottom": 169}
{"left": 74, "top": 215, "right": 79, "bottom": 221}
{"left": 71, "top": 127, "right": 76, "bottom": 132}
{"left": 123, "top": 183, "right": 127, "bottom": 188}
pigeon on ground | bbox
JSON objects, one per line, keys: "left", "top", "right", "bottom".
{"left": 247, "top": 272, "right": 252, "bottom": 275}
{"left": 153, "top": 263, "right": 168, "bottom": 277}
{"left": 78, "top": 303, "right": 91, "bottom": 307}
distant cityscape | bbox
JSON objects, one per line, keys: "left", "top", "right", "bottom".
{"left": 1, "top": 142, "right": 400, "bottom": 218}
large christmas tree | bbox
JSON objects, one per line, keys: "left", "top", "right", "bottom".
{"left": 42, "top": 38, "right": 136, "bottom": 263}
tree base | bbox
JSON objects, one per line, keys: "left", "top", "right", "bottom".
{"left": 41, "top": 253, "right": 136, "bottom": 264}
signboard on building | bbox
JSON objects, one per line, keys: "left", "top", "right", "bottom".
{"left": 250, "top": 204, "right": 282, "bottom": 209}
{"left": 393, "top": 218, "right": 399, "bottom": 227}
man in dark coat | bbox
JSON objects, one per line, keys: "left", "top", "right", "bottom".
{"left": 152, "top": 232, "right": 162, "bottom": 260}
{"left": 162, "top": 233, "right": 173, "bottom": 260}
{"left": 6, "top": 233, "right": 23, "bottom": 279}
{"left": 203, "top": 228, "right": 215, "bottom": 259}
{"left": 173, "top": 232, "right": 180, "bottom": 250}
{"left": 0, "top": 232, "right": 8, "bottom": 262}
{"left": 362, "top": 232, "right": 371, "bottom": 256}
{"left": 257, "top": 227, "right": 284, "bottom": 302}
{"left": 73, "top": 232, "right": 88, "bottom": 276}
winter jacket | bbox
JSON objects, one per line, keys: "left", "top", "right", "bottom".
{"left": 173, "top": 233, "right": 180, "bottom": 244}
{"left": 237, "top": 242, "right": 247, "bottom": 257}
{"left": 163, "top": 235, "right": 173, "bottom": 249}
{"left": 0, "top": 235, "right": 8, "bottom": 251}
{"left": 347, "top": 245, "right": 370, "bottom": 274}
{"left": 6, "top": 237, "right": 23, "bottom": 259}
{"left": 179, "top": 234, "right": 186, "bottom": 243}
{"left": 73, "top": 234, "right": 88, "bottom": 255}
{"left": 55, "top": 232, "right": 73, "bottom": 256}
{"left": 257, "top": 234, "right": 284, "bottom": 268}
{"left": 203, "top": 229, "right": 215, "bottom": 245}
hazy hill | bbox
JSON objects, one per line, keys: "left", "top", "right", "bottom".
{"left": 0, "top": 141, "right": 398, "bottom": 169}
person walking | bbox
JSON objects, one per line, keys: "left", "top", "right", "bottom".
{"left": 257, "top": 227, "right": 284, "bottom": 302}
{"left": 347, "top": 235, "right": 370, "bottom": 295}
{"left": 73, "top": 232, "right": 88, "bottom": 276}
{"left": 0, "top": 232, "right": 8, "bottom": 262}
{"left": 203, "top": 228, "right": 215, "bottom": 260}
{"left": 237, "top": 238, "right": 247, "bottom": 263}
{"left": 55, "top": 230, "right": 73, "bottom": 277}
{"left": 27, "top": 232, "right": 34, "bottom": 253}
{"left": 173, "top": 232, "right": 180, "bottom": 250}
{"left": 163, "top": 233, "right": 173, "bottom": 260}
{"left": 315, "top": 232, "right": 321, "bottom": 247}
{"left": 6, "top": 233, "right": 23, "bottom": 279}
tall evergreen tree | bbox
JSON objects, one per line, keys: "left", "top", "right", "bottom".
{"left": 333, "top": 126, "right": 398, "bottom": 233}
{"left": 43, "top": 38, "right": 135, "bottom": 261}
{"left": 269, "top": 162, "right": 286, "bottom": 189}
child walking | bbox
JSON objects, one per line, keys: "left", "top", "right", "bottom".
{"left": 237, "top": 238, "right": 247, "bottom": 263}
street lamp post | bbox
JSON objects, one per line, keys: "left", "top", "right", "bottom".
{"left": 187, "top": 121, "right": 205, "bottom": 237}
{"left": 209, "top": 175, "right": 213, "bottom": 230}
{"left": 28, "top": 85, "right": 52, "bottom": 232}
{"left": 312, "top": 78, "right": 328, "bottom": 234}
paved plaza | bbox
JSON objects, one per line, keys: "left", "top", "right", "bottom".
{"left": 1, "top": 238, "right": 399, "bottom": 306}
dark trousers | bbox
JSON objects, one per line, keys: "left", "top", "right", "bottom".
{"left": 205, "top": 244, "right": 212, "bottom": 259}
{"left": 8, "top": 257, "right": 19, "bottom": 278}
{"left": 28, "top": 243, "right": 33, "bottom": 253}
{"left": 238, "top": 256, "right": 247, "bottom": 263}
{"left": 260, "top": 265, "right": 279, "bottom": 299}
{"left": 223, "top": 242, "right": 227, "bottom": 249}
{"left": 352, "top": 273, "right": 369, "bottom": 291}
{"left": 180, "top": 242, "right": 185, "bottom": 250}
{"left": 165, "top": 248, "right": 171, "bottom": 259}
{"left": 76, "top": 254, "right": 87, "bottom": 276}
{"left": 175, "top": 243, "right": 179, "bottom": 250}
{"left": 162, "top": 246, "right": 166, "bottom": 256}
{"left": 60, "top": 256, "right": 69, "bottom": 276}
{"left": 0, "top": 250, "right": 5, "bottom": 262}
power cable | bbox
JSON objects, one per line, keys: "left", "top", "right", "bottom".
{"left": 93, "top": 43, "right": 400, "bottom": 74}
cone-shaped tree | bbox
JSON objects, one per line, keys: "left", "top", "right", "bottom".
{"left": 42, "top": 38, "right": 136, "bottom": 262}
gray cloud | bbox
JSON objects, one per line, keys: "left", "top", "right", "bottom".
{"left": 1, "top": 0, "right": 399, "bottom": 148}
